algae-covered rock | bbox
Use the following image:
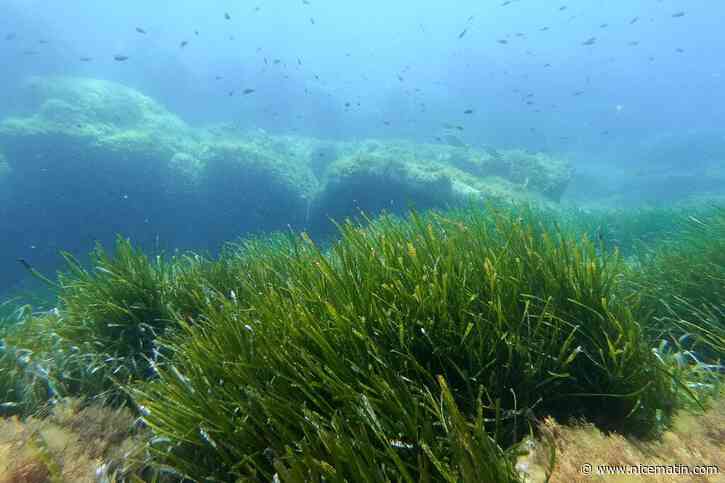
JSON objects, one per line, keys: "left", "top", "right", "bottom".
{"left": 487, "top": 148, "right": 572, "bottom": 201}
{"left": 6, "top": 76, "right": 193, "bottom": 137}
{"left": 197, "top": 140, "right": 317, "bottom": 233}
{"left": 312, "top": 147, "right": 453, "bottom": 225}
{"left": 0, "top": 76, "right": 203, "bottom": 193}
{"left": 167, "top": 152, "right": 205, "bottom": 193}
{"left": 0, "top": 75, "right": 573, "bottom": 261}
{"left": 409, "top": 142, "right": 571, "bottom": 202}
{"left": 0, "top": 77, "right": 206, "bottom": 264}
{"left": 0, "top": 77, "right": 325, "bottom": 253}
{"left": 311, "top": 139, "right": 571, "bottom": 228}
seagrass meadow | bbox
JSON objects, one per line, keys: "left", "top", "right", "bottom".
{"left": 1, "top": 202, "right": 724, "bottom": 482}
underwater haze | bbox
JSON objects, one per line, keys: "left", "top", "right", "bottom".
{"left": 1, "top": 0, "right": 724, "bottom": 296}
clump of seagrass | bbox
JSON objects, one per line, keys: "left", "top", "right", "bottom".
{"left": 630, "top": 206, "right": 725, "bottom": 364}
{"left": 133, "top": 205, "right": 677, "bottom": 481}
{"left": 56, "top": 236, "right": 174, "bottom": 383}
{"left": 633, "top": 206, "right": 725, "bottom": 316}
{"left": 1, "top": 232, "right": 308, "bottom": 415}
{"left": 3, "top": 203, "right": 723, "bottom": 482}
{"left": 1, "top": 237, "right": 178, "bottom": 412}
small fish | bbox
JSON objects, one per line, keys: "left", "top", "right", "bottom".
{"left": 80, "top": 56, "right": 92, "bottom": 62}
{"left": 180, "top": 40, "right": 188, "bottom": 48}
{"left": 467, "top": 15, "right": 475, "bottom": 22}
{"left": 497, "top": 39, "right": 508, "bottom": 44}
{"left": 215, "top": 75, "right": 223, "bottom": 80}
{"left": 501, "top": 0, "right": 512, "bottom": 6}
{"left": 38, "top": 39, "right": 48, "bottom": 44}
{"left": 671, "top": 11, "right": 685, "bottom": 18}
{"left": 228, "top": 91, "right": 234, "bottom": 96}
{"left": 303, "top": 0, "right": 311, "bottom": 4}
{"left": 397, "top": 75, "right": 404, "bottom": 82}
{"left": 558, "top": 5, "right": 567, "bottom": 11}
{"left": 463, "top": 109, "right": 474, "bottom": 114}
{"left": 573, "top": 90, "right": 584, "bottom": 96}
{"left": 273, "top": 59, "right": 281, "bottom": 64}
{"left": 225, "top": 12, "right": 231, "bottom": 20}
{"left": 543, "top": 63, "right": 552, "bottom": 67}
{"left": 298, "top": 57, "right": 302, "bottom": 65}
{"left": 242, "top": 88, "right": 255, "bottom": 95}
{"left": 114, "top": 55, "right": 129, "bottom": 61}
{"left": 629, "top": 16, "right": 639, "bottom": 24}
{"left": 627, "top": 41, "right": 639, "bottom": 46}
{"left": 310, "top": 17, "right": 315, "bottom": 24}
{"left": 599, "top": 23, "right": 608, "bottom": 28}
{"left": 383, "top": 120, "right": 391, "bottom": 126}
{"left": 458, "top": 28, "right": 468, "bottom": 39}
{"left": 136, "top": 27, "right": 146, "bottom": 34}
{"left": 675, "top": 48, "right": 684, "bottom": 53}
{"left": 195, "top": 30, "right": 199, "bottom": 35}
{"left": 4, "top": 33, "right": 16, "bottom": 40}
{"left": 582, "top": 37, "right": 596, "bottom": 46}
{"left": 539, "top": 26, "right": 550, "bottom": 31}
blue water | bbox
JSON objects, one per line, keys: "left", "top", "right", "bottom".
{"left": 1, "top": 0, "right": 724, "bottom": 297}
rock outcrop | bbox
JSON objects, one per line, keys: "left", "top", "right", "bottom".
{"left": 0, "top": 76, "right": 573, "bottom": 274}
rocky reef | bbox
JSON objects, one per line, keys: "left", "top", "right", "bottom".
{"left": 0, "top": 76, "right": 572, "bottom": 283}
